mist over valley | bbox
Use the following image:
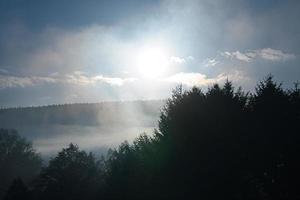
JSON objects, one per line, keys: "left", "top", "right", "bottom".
{"left": 0, "top": 100, "right": 164, "bottom": 157}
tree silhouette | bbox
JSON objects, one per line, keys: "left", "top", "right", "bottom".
{"left": 102, "top": 131, "right": 175, "bottom": 199}
{"left": 156, "top": 81, "right": 250, "bottom": 198}
{"left": 103, "top": 76, "right": 299, "bottom": 199}
{"left": 0, "top": 129, "right": 41, "bottom": 199}
{"left": 247, "top": 75, "right": 300, "bottom": 199}
{"left": 34, "top": 143, "right": 102, "bottom": 200}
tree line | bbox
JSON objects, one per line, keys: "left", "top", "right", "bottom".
{"left": 0, "top": 75, "right": 299, "bottom": 200}
{"left": 0, "top": 100, "right": 163, "bottom": 128}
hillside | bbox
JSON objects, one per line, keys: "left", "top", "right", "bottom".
{"left": 0, "top": 100, "right": 164, "bottom": 155}
{"left": 0, "top": 100, "right": 164, "bottom": 127}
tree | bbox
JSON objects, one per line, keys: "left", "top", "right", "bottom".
{"left": 0, "top": 129, "right": 41, "bottom": 199}
{"left": 100, "top": 76, "right": 300, "bottom": 199}
{"left": 157, "top": 81, "right": 250, "bottom": 198}
{"left": 4, "top": 178, "right": 31, "bottom": 200}
{"left": 104, "top": 133, "right": 169, "bottom": 200}
{"left": 104, "top": 81, "right": 249, "bottom": 199}
{"left": 247, "top": 75, "right": 300, "bottom": 199}
{"left": 34, "top": 143, "right": 102, "bottom": 200}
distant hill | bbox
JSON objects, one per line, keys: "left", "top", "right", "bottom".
{"left": 0, "top": 100, "right": 165, "bottom": 156}
{"left": 0, "top": 100, "right": 164, "bottom": 128}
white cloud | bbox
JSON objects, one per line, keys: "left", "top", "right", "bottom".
{"left": 164, "top": 71, "right": 247, "bottom": 87}
{"left": 187, "top": 56, "right": 194, "bottom": 61}
{"left": 93, "top": 76, "right": 137, "bottom": 86}
{"left": 164, "top": 72, "right": 223, "bottom": 87}
{"left": 0, "top": 71, "right": 137, "bottom": 89}
{"left": 257, "top": 48, "right": 296, "bottom": 61}
{"left": 0, "top": 75, "right": 56, "bottom": 89}
{"left": 169, "top": 55, "right": 195, "bottom": 65}
{"left": 222, "top": 48, "right": 296, "bottom": 62}
{"left": 222, "top": 51, "right": 252, "bottom": 62}
{"left": 170, "top": 56, "right": 186, "bottom": 64}
{"left": 65, "top": 71, "right": 137, "bottom": 86}
{"left": 203, "top": 58, "right": 219, "bottom": 67}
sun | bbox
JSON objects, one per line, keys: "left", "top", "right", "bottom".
{"left": 136, "top": 46, "right": 169, "bottom": 79}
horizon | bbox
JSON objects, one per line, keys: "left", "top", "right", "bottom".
{"left": 0, "top": 98, "right": 165, "bottom": 109}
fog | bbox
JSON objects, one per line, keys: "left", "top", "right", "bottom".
{"left": 32, "top": 125, "right": 153, "bottom": 157}
{"left": 0, "top": 100, "right": 164, "bottom": 159}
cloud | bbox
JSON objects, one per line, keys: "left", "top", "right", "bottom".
{"left": 169, "top": 56, "right": 195, "bottom": 65}
{"left": 258, "top": 48, "right": 296, "bottom": 61}
{"left": 65, "top": 71, "right": 137, "bottom": 86}
{"left": 95, "top": 76, "right": 137, "bottom": 86}
{"left": 203, "top": 58, "right": 219, "bottom": 67}
{"left": 187, "top": 56, "right": 194, "bottom": 61}
{"left": 164, "top": 71, "right": 246, "bottom": 87}
{"left": 0, "top": 24, "right": 143, "bottom": 76}
{"left": 0, "top": 71, "right": 137, "bottom": 89}
{"left": 222, "top": 51, "right": 253, "bottom": 62}
{"left": 0, "top": 68, "right": 9, "bottom": 74}
{"left": 0, "top": 75, "right": 56, "bottom": 89}
{"left": 222, "top": 48, "right": 296, "bottom": 62}
{"left": 170, "top": 56, "right": 186, "bottom": 64}
{"left": 164, "top": 72, "right": 218, "bottom": 86}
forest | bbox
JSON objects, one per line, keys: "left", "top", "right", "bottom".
{"left": 0, "top": 75, "right": 300, "bottom": 200}
{"left": 0, "top": 100, "right": 164, "bottom": 128}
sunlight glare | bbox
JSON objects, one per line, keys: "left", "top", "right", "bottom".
{"left": 136, "top": 46, "right": 169, "bottom": 79}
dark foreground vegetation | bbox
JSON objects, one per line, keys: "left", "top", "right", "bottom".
{"left": 1, "top": 75, "right": 300, "bottom": 200}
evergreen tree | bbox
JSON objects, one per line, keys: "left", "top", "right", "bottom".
{"left": 34, "top": 144, "right": 102, "bottom": 200}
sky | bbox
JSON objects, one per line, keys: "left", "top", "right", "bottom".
{"left": 0, "top": 0, "right": 299, "bottom": 107}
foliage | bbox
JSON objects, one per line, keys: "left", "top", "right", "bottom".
{"left": 33, "top": 144, "right": 102, "bottom": 200}
{"left": 103, "top": 76, "right": 300, "bottom": 199}
{"left": 0, "top": 129, "right": 41, "bottom": 199}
